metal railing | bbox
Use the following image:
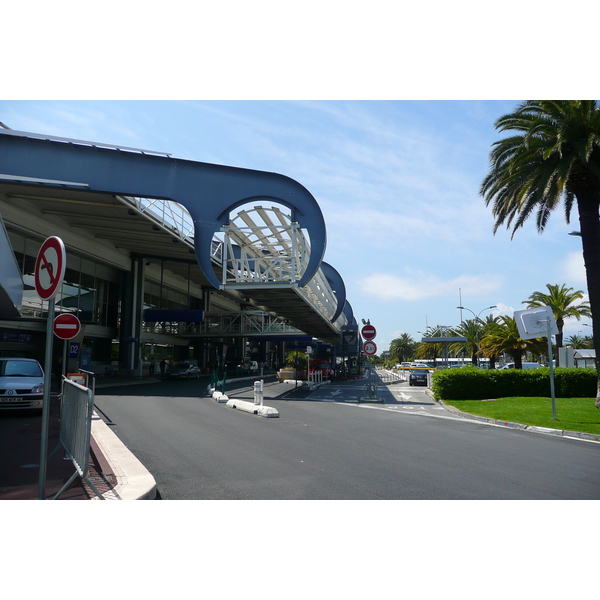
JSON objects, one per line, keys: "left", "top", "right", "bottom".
{"left": 377, "top": 369, "right": 407, "bottom": 384}
{"left": 307, "top": 370, "right": 323, "bottom": 384}
{"left": 52, "top": 377, "right": 104, "bottom": 500}
{"left": 142, "top": 310, "right": 306, "bottom": 337}
{"left": 219, "top": 206, "right": 347, "bottom": 328}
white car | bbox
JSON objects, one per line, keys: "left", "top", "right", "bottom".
{"left": 0, "top": 358, "right": 45, "bottom": 410}
{"left": 497, "top": 362, "right": 540, "bottom": 370}
{"left": 167, "top": 362, "right": 201, "bottom": 379}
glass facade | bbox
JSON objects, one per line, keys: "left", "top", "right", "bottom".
{"left": 8, "top": 230, "right": 121, "bottom": 328}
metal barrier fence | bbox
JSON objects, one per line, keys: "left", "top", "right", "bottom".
{"left": 52, "top": 377, "right": 104, "bottom": 500}
{"left": 377, "top": 369, "right": 407, "bottom": 384}
{"left": 307, "top": 370, "right": 323, "bottom": 384}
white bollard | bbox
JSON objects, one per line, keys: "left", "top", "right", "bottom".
{"left": 253, "top": 380, "right": 264, "bottom": 405}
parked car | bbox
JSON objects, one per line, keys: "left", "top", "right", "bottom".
{"left": 0, "top": 358, "right": 45, "bottom": 410}
{"left": 167, "top": 362, "right": 201, "bottom": 379}
{"left": 497, "top": 362, "right": 540, "bottom": 370}
{"left": 409, "top": 369, "right": 429, "bottom": 386}
{"left": 236, "top": 359, "right": 259, "bottom": 375}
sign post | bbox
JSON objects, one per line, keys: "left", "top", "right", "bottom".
{"left": 35, "top": 236, "right": 66, "bottom": 500}
{"left": 514, "top": 306, "right": 559, "bottom": 419}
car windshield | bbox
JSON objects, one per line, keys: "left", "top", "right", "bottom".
{"left": 0, "top": 360, "right": 43, "bottom": 377}
{"left": 412, "top": 370, "right": 428, "bottom": 374}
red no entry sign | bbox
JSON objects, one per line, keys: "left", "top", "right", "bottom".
{"left": 363, "top": 341, "right": 377, "bottom": 356}
{"left": 361, "top": 324, "right": 377, "bottom": 340}
{"left": 34, "top": 236, "right": 66, "bottom": 300}
{"left": 53, "top": 314, "right": 81, "bottom": 340}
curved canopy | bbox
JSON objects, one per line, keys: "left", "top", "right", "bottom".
{"left": 0, "top": 129, "right": 327, "bottom": 289}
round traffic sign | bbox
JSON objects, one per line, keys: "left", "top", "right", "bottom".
{"left": 53, "top": 313, "right": 81, "bottom": 340}
{"left": 34, "top": 237, "right": 66, "bottom": 300}
{"left": 363, "top": 341, "right": 377, "bottom": 356}
{"left": 361, "top": 324, "right": 377, "bottom": 340}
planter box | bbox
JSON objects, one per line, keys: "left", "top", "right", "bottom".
{"left": 277, "top": 368, "right": 306, "bottom": 382}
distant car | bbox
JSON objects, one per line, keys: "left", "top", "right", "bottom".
{"left": 497, "top": 362, "right": 540, "bottom": 370}
{"left": 0, "top": 358, "right": 45, "bottom": 410}
{"left": 236, "top": 360, "right": 259, "bottom": 375}
{"left": 409, "top": 369, "right": 429, "bottom": 386}
{"left": 167, "top": 362, "right": 200, "bottom": 379}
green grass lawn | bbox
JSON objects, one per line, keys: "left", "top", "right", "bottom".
{"left": 443, "top": 397, "right": 600, "bottom": 435}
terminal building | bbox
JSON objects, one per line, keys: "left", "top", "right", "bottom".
{"left": 0, "top": 126, "right": 360, "bottom": 382}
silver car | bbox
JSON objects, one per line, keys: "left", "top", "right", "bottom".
{"left": 167, "top": 362, "right": 201, "bottom": 379}
{"left": 0, "top": 358, "right": 45, "bottom": 410}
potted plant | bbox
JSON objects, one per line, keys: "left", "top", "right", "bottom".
{"left": 277, "top": 351, "right": 308, "bottom": 382}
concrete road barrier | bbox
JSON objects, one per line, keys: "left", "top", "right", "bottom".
{"left": 225, "top": 398, "right": 279, "bottom": 418}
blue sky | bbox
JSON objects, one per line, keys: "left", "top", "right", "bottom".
{"left": 2, "top": 100, "right": 593, "bottom": 350}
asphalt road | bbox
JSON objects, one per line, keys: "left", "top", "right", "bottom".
{"left": 94, "top": 377, "right": 600, "bottom": 500}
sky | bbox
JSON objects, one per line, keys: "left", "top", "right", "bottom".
{"left": 1, "top": 99, "right": 594, "bottom": 351}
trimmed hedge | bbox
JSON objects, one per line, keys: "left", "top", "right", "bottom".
{"left": 430, "top": 367, "right": 597, "bottom": 400}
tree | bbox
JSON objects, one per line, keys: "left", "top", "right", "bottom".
{"left": 479, "top": 316, "right": 546, "bottom": 368}
{"left": 566, "top": 334, "right": 594, "bottom": 349}
{"left": 415, "top": 325, "right": 450, "bottom": 367}
{"left": 481, "top": 314, "right": 500, "bottom": 369}
{"left": 389, "top": 333, "right": 416, "bottom": 364}
{"left": 523, "top": 283, "right": 591, "bottom": 364}
{"left": 450, "top": 319, "right": 481, "bottom": 366}
{"left": 480, "top": 101, "right": 600, "bottom": 406}
{"left": 565, "top": 334, "right": 584, "bottom": 348}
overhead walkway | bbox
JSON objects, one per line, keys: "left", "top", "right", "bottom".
{"left": 214, "top": 205, "right": 347, "bottom": 342}
{"left": 129, "top": 199, "right": 348, "bottom": 342}
{"left": 0, "top": 129, "right": 352, "bottom": 343}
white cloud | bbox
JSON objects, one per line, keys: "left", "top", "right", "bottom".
{"left": 492, "top": 303, "right": 516, "bottom": 318}
{"left": 560, "top": 251, "right": 587, "bottom": 284}
{"left": 359, "top": 271, "right": 503, "bottom": 301}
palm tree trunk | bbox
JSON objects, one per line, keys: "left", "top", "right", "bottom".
{"left": 575, "top": 192, "right": 600, "bottom": 408}
{"left": 556, "top": 318, "right": 564, "bottom": 367}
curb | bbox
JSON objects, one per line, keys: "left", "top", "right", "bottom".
{"left": 225, "top": 398, "right": 279, "bottom": 417}
{"left": 438, "top": 399, "right": 600, "bottom": 442}
{"left": 90, "top": 412, "right": 157, "bottom": 500}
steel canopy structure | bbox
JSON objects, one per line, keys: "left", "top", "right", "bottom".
{"left": 0, "top": 128, "right": 352, "bottom": 344}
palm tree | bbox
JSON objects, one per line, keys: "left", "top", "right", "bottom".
{"left": 480, "top": 100, "right": 600, "bottom": 406}
{"left": 582, "top": 335, "right": 595, "bottom": 349}
{"left": 479, "top": 316, "right": 546, "bottom": 368}
{"left": 389, "top": 333, "right": 416, "bottom": 364}
{"left": 481, "top": 314, "right": 500, "bottom": 369}
{"left": 524, "top": 283, "right": 591, "bottom": 365}
{"left": 415, "top": 325, "right": 447, "bottom": 367}
{"left": 451, "top": 319, "right": 481, "bottom": 366}
{"left": 565, "top": 334, "right": 585, "bottom": 347}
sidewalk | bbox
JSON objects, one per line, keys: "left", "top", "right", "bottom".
{"left": 1, "top": 371, "right": 278, "bottom": 500}
{"left": 0, "top": 375, "right": 160, "bottom": 501}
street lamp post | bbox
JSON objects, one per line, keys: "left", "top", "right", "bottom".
{"left": 456, "top": 305, "right": 497, "bottom": 366}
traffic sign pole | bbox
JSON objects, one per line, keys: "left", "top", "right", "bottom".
{"left": 35, "top": 236, "right": 67, "bottom": 500}
{"left": 38, "top": 298, "right": 55, "bottom": 500}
